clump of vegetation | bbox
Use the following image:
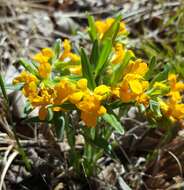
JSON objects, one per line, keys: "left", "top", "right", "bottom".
{"left": 8, "top": 15, "right": 184, "bottom": 180}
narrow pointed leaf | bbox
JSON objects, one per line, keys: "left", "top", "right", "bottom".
{"left": 103, "top": 113, "right": 124, "bottom": 135}
{"left": 80, "top": 48, "right": 96, "bottom": 90}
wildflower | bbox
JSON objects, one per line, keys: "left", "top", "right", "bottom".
{"left": 69, "top": 79, "right": 107, "bottom": 127}
{"left": 168, "top": 73, "right": 184, "bottom": 91}
{"left": 119, "top": 74, "right": 149, "bottom": 102}
{"left": 53, "top": 79, "right": 76, "bottom": 105}
{"left": 38, "top": 62, "right": 52, "bottom": 79}
{"left": 69, "top": 65, "right": 82, "bottom": 75}
{"left": 111, "top": 87, "right": 120, "bottom": 98}
{"left": 69, "top": 79, "right": 89, "bottom": 104}
{"left": 167, "top": 74, "right": 184, "bottom": 103}
{"left": 123, "top": 59, "right": 148, "bottom": 76}
{"left": 33, "top": 48, "right": 54, "bottom": 64}
{"left": 77, "top": 94, "right": 106, "bottom": 127}
{"left": 33, "top": 48, "right": 54, "bottom": 79}
{"left": 95, "top": 18, "right": 127, "bottom": 39}
{"left": 13, "top": 71, "right": 38, "bottom": 98}
{"left": 22, "top": 81, "right": 37, "bottom": 98}
{"left": 160, "top": 100, "right": 184, "bottom": 121}
{"left": 94, "top": 85, "right": 111, "bottom": 100}
{"left": 136, "top": 93, "right": 150, "bottom": 106}
{"left": 59, "top": 39, "right": 80, "bottom": 63}
{"left": 13, "top": 71, "right": 38, "bottom": 85}
{"left": 111, "top": 43, "right": 125, "bottom": 64}
{"left": 31, "top": 86, "right": 54, "bottom": 120}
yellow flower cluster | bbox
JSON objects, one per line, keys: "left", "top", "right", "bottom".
{"left": 13, "top": 17, "right": 184, "bottom": 128}
{"left": 117, "top": 59, "right": 149, "bottom": 105}
{"left": 33, "top": 48, "right": 53, "bottom": 79}
{"left": 59, "top": 39, "right": 81, "bottom": 75}
{"left": 14, "top": 55, "right": 150, "bottom": 127}
{"left": 159, "top": 74, "right": 184, "bottom": 121}
{"left": 13, "top": 68, "right": 110, "bottom": 127}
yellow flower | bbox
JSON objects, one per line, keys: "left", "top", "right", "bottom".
{"left": 13, "top": 71, "right": 38, "bottom": 85}
{"left": 31, "top": 86, "right": 53, "bottom": 107}
{"left": 69, "top": 53, "right": 81, "bottom": 63}
{"left": 59, "top": 39, "right": 71, "bottom": 61}
{"left": 59, "top": 39, "right": 80, "bottom": 63}
{"left": 38, "top": 62, "right": 52, "bottom": 79}
{"left": 136, "top": 93, "right": 150, "bottom": 106}
{"left": 33, "top": 48, "right": 54, "bottom": 64}
{"left": 171, "top": 104, "right": 184, "bottom": 120}
{"left": 69, "top": 79, "right": 90, "bottom": 104}
{"left": 159, "top": 99, "right": 169, "bottom": 113}
{"left": 167, "top": 91, "right": 182, "bottom": 104}
{"left": 69, "top": 65, "right": 82, "bottom": 75}
{"left": 94, "top": 85, "right": 111, "bottom": 100}
{"left": 123, "top": 59, "right": 148, "bottom": 76}
{"left": 22, "top": 81, "right": 37, "bottom": 98}
{"left": 76, "top": 94, "right": 106, "bottom": 127}
{"left": 111, "top": 87, "right": 120, "bottom": 98}
{"left": 160, "top": 100, "right": 184, "bottom": 121}
{"left": 81, "top": 105, "right": 106, "bottom": 127}
{"left": 53, "top": 79, "right": 76, "bottom": 105}
{"left": 111, "top": 43, "right": 125, "bottom": 64}
{"left": 120, "top": 74, "right": 149, "bottom": 102}
{"left": 33, "top": 48, "right": 53, "bottom": 79}
{"left": 166, "top": 74, "right": 184, "bottom": 104}
{"left": 77, "top": 79, "right": 88, "bottom": 90}
{"left": 119, "top": 21, "right": 127, "bottom": 35}
{"left": 13, "top": 71, "right": 38, "bottom": 98}
{"left": 69, "top": 79, "right": 89, "bottom": 104}
{"left": 95, "top": 18, "right": 127, "bottom": 39}
{"left": 30, "top": 86, "right": 54, "bottom": 120}
{"left": 168, "top": 73, "right": 184, "bottom": 91}
{"left": 69, "top": 91, "right": 84, "bottom": 104}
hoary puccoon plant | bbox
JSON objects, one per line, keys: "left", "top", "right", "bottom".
{"left": 11, "top": 15, "right": 184, "bottom": 177}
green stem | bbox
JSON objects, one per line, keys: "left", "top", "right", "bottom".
{"left": 0, "top": 74, "right": 31, "bottom": 170}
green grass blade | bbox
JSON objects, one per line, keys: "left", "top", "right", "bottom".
{"left": 90, "top": 39, "right": 99, "bottom": 67}
{"left": 0, "top": 73, "right": 9, "bottom": 103}
{"left": 87, "top": 15, "right": 97, "bottom": 42}
{"left": 94, "top": 39, "right": 112, "bottom": 78}
{"left": 80, "top": 48, "right": 96, "bottom": 90}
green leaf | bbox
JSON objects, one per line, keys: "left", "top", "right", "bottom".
{"left": 55, "top": 115, "right": 65, "bottom": 140}
{"left": 90, "top": 39, "right": 99, "bottom": 67}
{"left": 47, "top": 108, "right": 54, "bottom": 121}
{"left": 80, "top": 48, "right": 96, "bottom": 90}
{"left": 151, "top": 64, "right": 170, "bottom": 85}
{"left": 94, "top": 39, "right": 112, "bottom": 78}
{"left": 53, "top": 39, "right": 61, "bottom": 58}
{"left": 103, "top": 113, "right": 124, "bottom": 135}
{"left": 0, "top": 73, "right": 9, "bottom": 103}
{"left": 111, "top": 50, "right": 134, "bottom": 85}
{"left": 87, "top": 15, "right": 97, "bottom": 42}
{"left": 149, "top": 99, "right": 162, "bottom": 118}
{"left": 6, "top": 83, "right": 24, "bottom": 91}
{"left": 145, "top": 56, "right": 156, "bottom": 80}
{"left": 19, "top": 59, "right": 38, "bottom": 76}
